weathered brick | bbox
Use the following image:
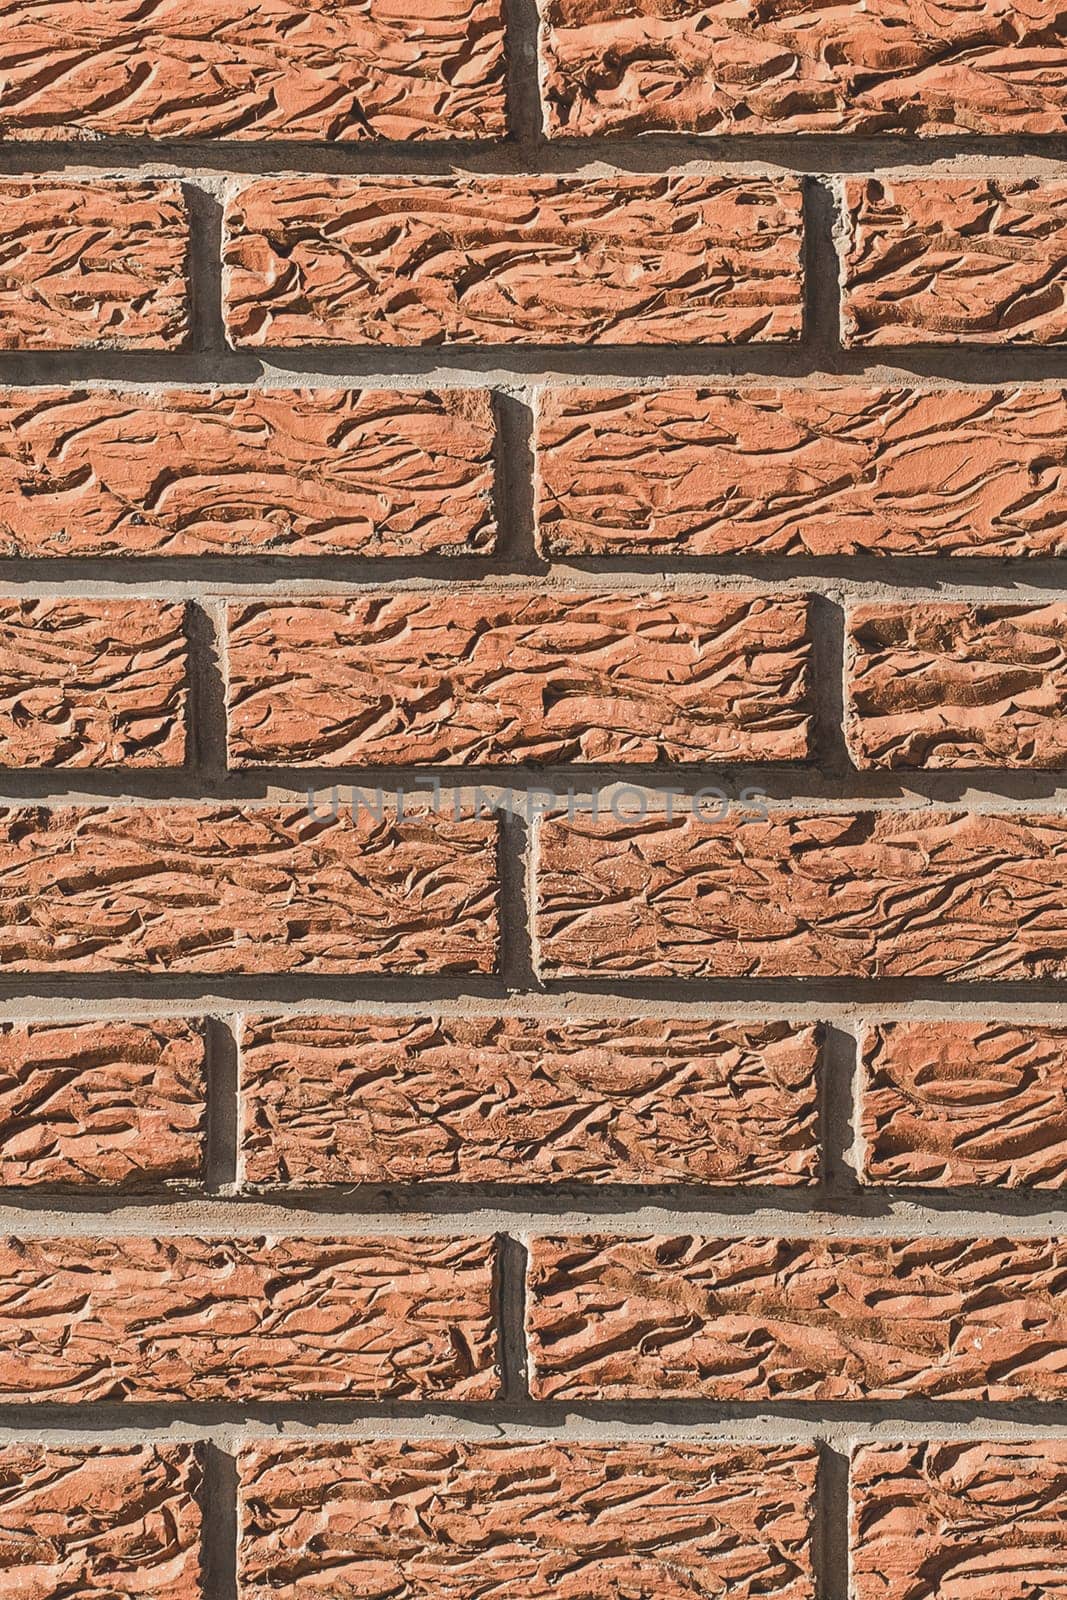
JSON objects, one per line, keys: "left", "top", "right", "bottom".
{"left": 240, "top": 1015, "right": 820, "bottom": 1187}
{"left": 238, "top": 1439, "right": 817, "bottom": 1600}
{"left": 0, "top": 1018, "right": 205, "bottom": 1189}
{"left": 535, "top": 809, "right": 1067, "bottom": 981}
{"left": 0, "top": 1444, "right": 201, "bottom": 1599}
{"left": 862, "top": 1021, "right": 1067, "bottom": 1189}
{"left": 0, "top": 599, "right": 186, "bottom": 768}
{"left": 541, "top": 0, "right": 1067, "bottom": 137}
{"left": 0, "top": 1236, "right": 497, "bottom": 1402}
{"left": 223, "top": 177, "right": 804, "bottom": 347}
{"left": 851, "top": 1441, "right": 1067, "bottom": 1600}
{"left": 0, "top": 806, "right": 498, "bottom": 974}
{"left": 0, "top": 0, "right": 506, "bottom": 141}
{"left": 527, "top": 1235, "right": 1067, "bottom": 1400}
{"left": 843, "top": 180, "right": 1067, "bottom": 346}
{"left": 0, "top": 389, "right": 496, "bottom": 558}
{"left": 226, "top": 593, "right": 813, "bottom": 766}
{"left": 0, "top": 182, "right": 188, "bottom": 350}
{"left": 535, "top": 387, "right": 1067, "bottom": 560}
{"left": 848, "top": 604, "right": 1067, "bottom": 769}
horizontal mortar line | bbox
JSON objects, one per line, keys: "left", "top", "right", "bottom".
{"left": 3, "top": 773, "right": 1067, "bottom": 803}
{"left": 0, "top": 1398, "right": 1065, "bottom": 1433}
{"left": 0, "top": 978, "right": 1064, "bottom": 1006}
{"left": 0, "top": 1203, "right": 1063, "bottom": 1236}
{"left": 1, "top": 992, "right": 1065, "bottom": 1026}
{"left": 3, "top": 366, "right": 1067, "bottom": 396}
{"left": 0, "top": 1188, "right": 1065, "bottom": 1224}
{"left": 11, "top": 349, "right": 1067, "bottom": 384}
{"left": 547, "top": 978, "right": 1067, "bottom": 1005}
{"left": 2, "top": 560, "right": 1067, "bottom": 591}
{"left": 1, "top": 133, "right": 1067, "bottom": 174}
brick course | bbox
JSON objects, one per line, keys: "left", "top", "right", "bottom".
{"left": 0, "top": 389, "right": 497, "bottom": 558}
{"left": 0, "top": 10, "right": 1063, "bottom": 1599}
{"left": 237, "top": 1440, "right": 818, "bottom": 1599}
{"left": 223, "top": 176, "right": 805, "bottom": 346}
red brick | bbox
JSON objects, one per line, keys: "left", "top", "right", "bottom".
{"left": 239, "top": 1014, "right": 820, "bottom": 1187}
{"left": 851, "top": 1441, "right": 1067, "bottom": 1600}
{"left": 0, "top": 805, "right": 498, "bottom": 975}
{"left": 848, "top": 604, "right": 1067, "bottom": 769}
{"left": 0, "top": 389, "right": 496, "bottom": 559}
{"left": 0, "top": 182, "right": 188, "bottom": 350}
{"left": 0, "top": 1235, "right": 497, "bottom": 1402}
{"left": 226, "top": 593, "right": 813, "bottom": 766}
{"left": 535, "top": 809, "right": 1067, "bottom": 981}
{"left": 237, "top": 1439, "right": 817, "bottom": 1600}
{"left": 0, "top": 0, "right": 506, "bottom": 141}
{"left": 535, "top": 386, "right": 1067, "bottom": 559}
{"left": 0, "top": 599, "right": 186, "bottom": 768}
{"left": 861, "top": 1021, "right": 1067, "bottom": 1189}
{"left": 0, "top": 1444, "right": 201, "bottom": 1599}
{"left": 223, "top": 177, "right": 804, "bottom": 347}
{"left": 527, "top": 1235, "right": 1067, "bottom": 1401}
{"left": 0, "top": 1018, "right": 205, "bottom": 1189}
{"left": 843, "top": 180, "right": 1067, "bottom": 346}
{"left": 541, "top": 0, "right": 1067, "bottom": 137}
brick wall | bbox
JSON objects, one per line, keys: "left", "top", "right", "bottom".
{"left": 0, "top": 3, "right": 1065, "bottom": 1597}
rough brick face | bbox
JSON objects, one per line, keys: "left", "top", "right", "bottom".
{"left": 847, "top": 603, "right": 1067, "bottom": 769}
{"left": 4, "top": 0, "right": 1066, "bottom": 1578}
{"left": 861, "top": 1022, "right": 1067, "bottom": 1189}
{"left": 0, "top": 599, "right": 187, "bottom": 768}
{"left": 0, "top": 389, "right": 496, "bottom": 558}
{"left": 0, "top": 1018, "right": 205, "bottom": 1189}
{"left": 851, "top": 1442, "right": 1067, "bottom": 1600}
{"left": 237, "top": 1440, "right": 817, "bottom": 1600}
{"left": 226, "top": 593, "right": 813, "bottom": 766}
{"left": 842, "top": 179, "right": 1067, "bottom": 346}
{"left": 0, "top": 1236, "right": 497, "bottom": 1402}
{"left": 240, "top": 1015, "right": 820, "bottom": 1187}
{"left": 0, "top": 182, "right": 188, "bottom": 350}
{"left": 0, "top": 0, "right": 507, "bottom": 141}
{"left": 535, "top": 810, "right": 1067, "bottom": 981}
{"left": 526, "top": 1235, "right": 1067, "bottom": 1401}
{"left": 0, "top": 806, "right": 498, "bottom": 974}
{"left": 223, "top": 177, "right": 804, "bottom": 347}
{"left": 541, "top": 0, "right": 1067, "bottom": 138}
{"left": 0, "top": 1444, "right": 202, "bottom": 1599}
{"left": 535, "top": 387, "right": 1067, "bottom": 559}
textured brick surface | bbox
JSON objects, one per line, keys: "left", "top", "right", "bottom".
{"left": 0, "top": 389, "right": 496, "bottom": 558}
{"left": 237, "top": 1439, "right": 817, "bottom": 1600}
{"left": 848, "top": 603, "right": 1067, "bottom": 769}
{"left": 862, "top": 1021, "right": 1067, "bottom": 1189}
{"left": 541, "top": 0, "right": 1067, "bottom": 137}
{"left": 240, "top": 1015, "right": 820, "bottom": 1187}
{"left": 0, "top": 1444, "right": 202, "bottom": 1599}
{"left": 0, "top": 182, "right": 188, "bottom": 350}
{"left": 0, "top": 1236, "right": 497, "bottom": 1402}
{"left": 0, "top": 1018, "right": 205, "bottom": 1189}
{"left": 0, "top": 0, "right": 506, "bottom": 141}
{"left": 843, "top": 179, "right": 1067, "bottom": 346}
{"left": 0, "top": 806, "right": 498, "bottom": 974}
{"left": 536, "top": 386, "right": 1067, "bottom": 559}
{"left": 223, "top": 177, "right": 804, "bottom": 347}
{"left": 536, "top": 810, "right": 1067, "bottom": 981}
{"left": 4, "top": 2, "right": 1066, "bottom": 1577}
{"left": 226, "top": 593, "right": 813, "bottom": 766}
{"left": 0, "top": 599, "right": 186, "bottom": 768}
{"left": 527, "top": 1235, "right": 1067, "bottom": 1400}
{"left": 851, "top": 1442, "right": 1067, "bottom": 1600}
